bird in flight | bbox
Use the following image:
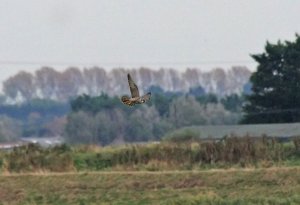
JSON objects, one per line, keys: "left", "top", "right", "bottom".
{"left": 121, "top": 73, "right": 151, "bottom": 106}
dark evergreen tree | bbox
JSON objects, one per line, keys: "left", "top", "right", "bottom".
{"left": 242, "top": 34, "right": 300, "bottom": 123}
{"left": 243, "top": 82, "right": 252, "bottom": 94}
{"left": 152, "top": 94, "right": 173, "bottom": 117}
{"left": 188, "top": 85, "right": 205, "bottom": 96}
{"left": 70, "top": 93, "right": 122, "bottom": 114}
{"left": 196, "top": 93, "right": 218, "bottom": 105}
{"left": 221, "top": 94, "right": 244, "bottom": 112}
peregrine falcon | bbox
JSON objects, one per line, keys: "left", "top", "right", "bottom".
{"left": 121, "top": 73, "right": 151, "bottom": 106}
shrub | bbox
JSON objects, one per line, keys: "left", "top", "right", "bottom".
{"left": 163, "top": 128, "right": 200, "bottom": 143}
{"left": 293, "top": 136, "right": 300, "bottom": 151}
{"left": 5, "top": 143, "right": 74, "bottom": 172}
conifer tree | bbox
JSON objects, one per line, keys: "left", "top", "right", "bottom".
{"left": 242, "top": 34, "right": 300, "bottom": 123}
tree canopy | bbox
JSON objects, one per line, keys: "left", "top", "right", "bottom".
{"left": 242, "top": 34, "right": 300, "bottom": 123}
{"left": 65, "top": 92, "right": 242, "bottom": 145}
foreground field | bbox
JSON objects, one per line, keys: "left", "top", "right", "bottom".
{"left": 0, "top": 167, "right": 300, "bottom": 205}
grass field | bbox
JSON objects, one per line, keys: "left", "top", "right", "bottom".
{"left": 0, "top": 137, "right": 299, "bottom": 204}
{"left": 0, "top": 167, "right": 300, "bottom": 205}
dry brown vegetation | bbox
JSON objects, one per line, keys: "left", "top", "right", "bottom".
{"left": 0, "top": 136, "right": 299, "bottom": 173}
{"left": 0, "top": 136, "right": 299, "bottom": 204}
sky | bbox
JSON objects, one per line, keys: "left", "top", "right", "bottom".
{"left": 0, "top": 0, "right": 299, "bottom": 83}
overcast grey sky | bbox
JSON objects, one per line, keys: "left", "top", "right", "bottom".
{"left": 0, "top": 0, "right": 299, "bottom": 82}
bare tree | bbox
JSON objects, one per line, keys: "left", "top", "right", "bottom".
{"left": 44, "top": 116, "right": 67, "bottom": 137}
{"left": 204, "top": 103, "right": 240, "bottom": 125}
{"left": 35, "top": 67, "right": 60, "bottom": 99}
{"left": 125, "top": 106, "right": 160, "bottom": 141}
{"left": 64, "top": 111, "right": 96, "bottom": 144}
{"left": 0, "top": 115, "right": 22, "bottom": 142}
{"left": 3, "top": 71, "right": 35, "bottom": 101}
{"left": 57, "top": 67, "right": 83, "bottom": 101}
{"left": 82, "top": 67, "right": 107, "bottom": 95}
{"left": 94, "top": 108, "right": 127, "bottom": 145}
{"left": 169, "top": 95, "right": 206, "bottom": 127}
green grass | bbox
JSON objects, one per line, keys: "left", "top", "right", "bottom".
{"left": 0, "top": 167, "right": 300, "bottom": 205}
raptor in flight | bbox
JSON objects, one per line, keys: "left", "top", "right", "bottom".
{"left": 121, "top": 73, "right": 151, "bottom": 106}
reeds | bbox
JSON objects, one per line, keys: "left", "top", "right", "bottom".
{"left": 2, "top": 143, "right": 74, "bottom": 172}
{"left": 1, "top": 135, "right": 299, "bottom": 173}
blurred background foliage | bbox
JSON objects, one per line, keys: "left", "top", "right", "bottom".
{"left": 0, "top": 88, "right": 244, "bottom": 144}
{"left": 3, "top": 35, "right": 300, "bottom": 145}
{"left": 65, "top": 90, "right": 244, "bottom": 145}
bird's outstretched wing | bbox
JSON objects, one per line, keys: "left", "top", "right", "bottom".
{"left": 127, "top": 74, "right": 140, "bottom": 98}
{"left": 141, "top": 92, "right": 151, "bottom": 102}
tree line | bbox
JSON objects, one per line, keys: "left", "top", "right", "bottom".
{"left": 0, "top": 87, "right": 244, "bottom": 143}
{"left": 0, "top": 99, "right": 69, "bottom": 142}
{"left": 2, "top": 66, "right": 251, "bottom": 102}
{"left": 65, "top": 91, "right": 244, "bottom": 145}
